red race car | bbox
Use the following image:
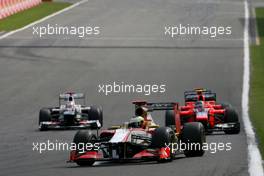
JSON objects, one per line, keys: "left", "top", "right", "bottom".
{"left": 167, "top": 88, "right": 240, "bottom": 134}
{"left": 68, "top": 101, "right": 205, "bottom": 166}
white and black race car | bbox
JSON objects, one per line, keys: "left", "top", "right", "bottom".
{"left": 38, "top": 92, "right": 103, "bottom": 131}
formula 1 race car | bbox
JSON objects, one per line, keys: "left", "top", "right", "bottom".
{"left": 68, "top": 101, "right": 206, "bottom": 166}
{"left": 174, "top": 88, "right": 240, "bottom": 134}
{"left": 38, "top": 92, "right": 103, "bottom": 131}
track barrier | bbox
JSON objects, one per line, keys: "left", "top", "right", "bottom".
{"left": 0, "top": 0, "right": 42, "bottom": 20}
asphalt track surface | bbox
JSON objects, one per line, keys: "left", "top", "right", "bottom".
{"left": 0, "top": 0, "right": 249, "bottom": 175}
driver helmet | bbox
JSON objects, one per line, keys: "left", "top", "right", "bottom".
{"left": 195, "top": 101, "right": 204, "bottom": 111}
{"left": 129, "top": 116, "right": 144, "bottom": 128}
{"left": 135, "top": 106, "right": 148, "bottom": 119}
{"left": 66, "top": 96, "right": 75, "bottom": 109}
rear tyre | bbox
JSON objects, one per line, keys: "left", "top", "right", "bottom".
{"left": 151, "top": 127, "right": 176, "bottom": 162}
{"left": 88, "top": 106, "right": 103, "bottom": 128}
{"left": 181, "top": 122, "right": 205, "bottom": 157}
{"left": 165, "top": 110, "right": 175, "bottom": 127}
{"left": 224, "top": 108, "right": 240, "bottom": 134}
{"left": 73, "top": 130, "right": 97, "bottom": 166}
{"left": 39, "top": 108, "right": 52, "bottom": 131}
{"left": 220, "top": 102, "right": 232, "bottom": 109}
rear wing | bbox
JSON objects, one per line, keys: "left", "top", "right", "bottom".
{"left": 59, "top": 92, "right": 86, "bottom": 106}
{"left": 59, "top": 93, "right": 85, "bottom": 100}
{"left": 132, "top": 100, "right": 179, "bottom": 111}
{"left": 185, "top": 93, "right": 216, "bottom": 102}
{"left": 184, "top": 88, "right": 212, "bottom": 96}
{"left": 184, "top": 88, "right": 216, "bottom": 102}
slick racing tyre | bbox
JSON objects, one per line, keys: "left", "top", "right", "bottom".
{"left": 39, "top": 108, "right": 52, "bottom": 131}
{"left": 76, "top": 160, "right": 95, "bottom": 167}
{"left": 220, "top": 102, "right": 232, "bottom": 109}
{"left": 151, "top": 127, "right": 176, "bottom": 162}
{"left": 165, "top": 110, "right": 175, "bottom": 127}
{"left": 73, "top": 130, "right": 97, "bottom": 166}
{"left": 181, "top": 122, "right": 205, "bottom": 157}
{"left": 224, "top": 108, "right": 240, "bottom": 134}
{"left": 88, "top": 106, "right": 103, "bottom": 128}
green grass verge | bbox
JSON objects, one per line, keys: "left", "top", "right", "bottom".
{"left": 250, "top": 8, "right": 264, "bottom": 158}
{"left": 0, "top": 2, "right": 71, "bottom": 31}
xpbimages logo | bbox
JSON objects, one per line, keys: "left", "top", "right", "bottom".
{"left": 32, "top": 24, "right": 100, "bottom": 38}
{"left": 98, "top": 81, "right": 166, "bottom": 96}
{"left": 32, "top": 140, "right": 100, "bottom": 154}
{"left": 164, "top": 24, "right": 232, "bottom": 38}
{"left": 165, "top": 141, "right": 232, "bottom": 154}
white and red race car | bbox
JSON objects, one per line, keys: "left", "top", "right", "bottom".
{"left": 38, "top": 92, "right": 103, "bottom": 131}
{"left": 68, "top": 101, "right": 205, "bottom": 166}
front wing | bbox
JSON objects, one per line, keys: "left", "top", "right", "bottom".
{"left": 68, "top": 147, "right": 172, "bottom": 163}
{"left": 211, "top": 122, "right": 240, "bottom": 132}
{"left": 39, "top": 120, "right": 101, "bottom": 130}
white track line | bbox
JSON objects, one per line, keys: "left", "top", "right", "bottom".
{"left": 243, "top": 0, "right": 264, "bottom": 176}
{"left": 0, "top": 0, "right": 88, "bottom": 40}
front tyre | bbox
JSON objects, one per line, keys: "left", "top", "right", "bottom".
{"left": 181, "top": 122, "right": 205, "bottom": 157}
{"left": 76, "top": 160, "right": 95, "bottom": 167}
{"left": 151, "top": 127, "right": 176, "bottom": 162}
{"left": 73, "top": 130, "right": 97, "bottom": 166}
{"left": 39, "top": 108, "right": 52, "bottom": 131}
